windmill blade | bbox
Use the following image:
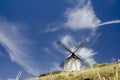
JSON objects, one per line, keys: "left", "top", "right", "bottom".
{"left": 73, "top": 38, "right": 88, "bottom": 53}
{"left": 77, "top": 55, "right": 90, "bottom": 67}
{"left": 57, "top": 41, "right": 73, "bottom": 54}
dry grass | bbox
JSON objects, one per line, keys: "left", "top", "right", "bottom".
{"left": 26, "top": 61, "right": 120, "bottom": 80}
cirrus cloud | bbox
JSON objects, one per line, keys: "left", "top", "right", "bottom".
{"left": 0, "top": 19, "right": 40, "bottom": 76}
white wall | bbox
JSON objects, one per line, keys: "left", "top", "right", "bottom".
{"left": 64, "top": 57, "right": 81, "bottom": 71}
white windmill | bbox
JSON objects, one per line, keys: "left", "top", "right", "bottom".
{"left": 57, "top": 38, "right": 90, "bottom": 71}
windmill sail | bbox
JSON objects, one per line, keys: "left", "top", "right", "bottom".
{"left": 74, "top": 38, "right": 88, "bottom": 53}
{"left": 57, "top": 41, "right": 73, "bottom": 54}
{"left": 77, "top": 55, "right": 90, "bottom": 67}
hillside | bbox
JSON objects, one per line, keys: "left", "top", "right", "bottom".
{"left": 26, "top": 61, "right": 120, "bottom": 80}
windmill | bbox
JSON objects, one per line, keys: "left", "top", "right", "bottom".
{"left": 57, "top": 38, "right": 90, "bottom": 71}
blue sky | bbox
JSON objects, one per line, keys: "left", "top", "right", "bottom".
{"left": 0, "top": 0, "right": 120, "bottom": 80}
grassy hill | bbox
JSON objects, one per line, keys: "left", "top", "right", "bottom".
{"left": 26, "top": 61, "right": 120, "bottom": 80}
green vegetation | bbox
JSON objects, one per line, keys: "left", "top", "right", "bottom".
{"left": 26, "top": 61, "right": 120, "bottom": 80}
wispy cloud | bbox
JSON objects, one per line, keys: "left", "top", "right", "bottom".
{"left": 61, "top": 35, "right": 75, "bottom": 49}
{"left": 76, "top": 48, "right": 96, "bottom": 65}
{"left": 65, "top": 0, "right": 100, "bottom": 30}
{"left": 43, "top": 26, "right": 62, "bottom": 33}
{"left": 51, "top": 62, "right": 62, "bottom": 71}
{"left": 0, "top": 19, "right": 40, "bottom": 76}
{"left": 43, "top": 47, "right": 51, "bottom": 53}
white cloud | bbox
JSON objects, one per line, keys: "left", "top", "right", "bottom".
{"left": 65, "top": 0, "right": 101, "bottom": 30}
{"left": 0, "top": 19, "right": 40, "bottom": 76}
{"left": 61, "top": 35, "right": 75, "bottom": 49}
{"left": 76, "top": 48, "right": 96, "bottom": 65}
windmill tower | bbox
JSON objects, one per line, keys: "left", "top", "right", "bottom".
{"left": 57, "top": 38, "right": 90, "bottom": 71}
